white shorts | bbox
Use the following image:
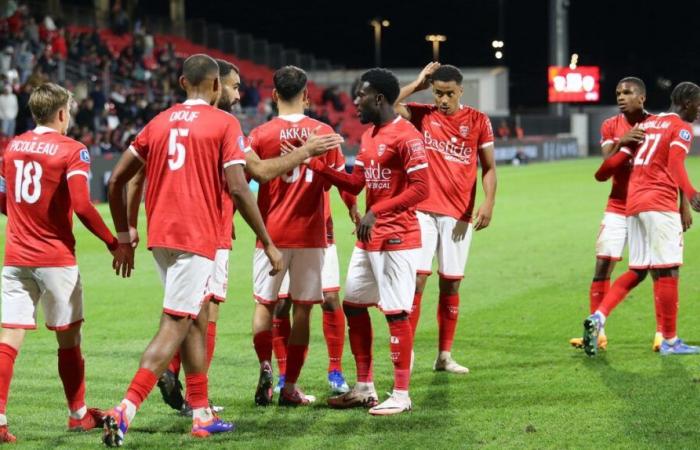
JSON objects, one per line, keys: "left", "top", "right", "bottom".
{"left": 344, "top": 247, "right": 419, "bottom": 314}
{"left": 254, "top": 248, "right": 324, "bottom": 305}
{"left": 206, "top": 249, "right": 229, "bottom": 303}
{"left": 416, "top": 211, "right": 472, "bottom": 279}
{"left": 595, "top": 212, "right": 627, "bottom": 261}
{"left": 278, "top": 244, "right": 340, "bottom": 299}
{"left": 152, "top": 248, "right": 214, "bottom": 319}
{"left": 1, "top": 266, "right": 83, "bottom": 330}
{"left": 628, "top": 212, "right": 683, "bottom": 270}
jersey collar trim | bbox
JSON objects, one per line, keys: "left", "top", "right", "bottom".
{"left": 278, "top": 113, "right": 306, "bottom": 122}
{"left": 183, "top": 99, "right": 209, "bottom": 106}
{"left": 33, "top": 125, "right": 59, "bottom": 134}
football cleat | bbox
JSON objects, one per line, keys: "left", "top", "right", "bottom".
{"left": 659, "top": 339, "right": 700, "bottom": 356}
{"left": 102, "top": 403, "right": 129, "bottom": 447}
{"left": 652, "top": 332, "right": 663, "bottom": 352}
{"left": 368, "top": 394, "right": 412, "bottom": 416}
{"left": 582, "top": 313, "right": 603, "bottom": 357}
{"left": 327, "top": 387, "right": 378, "bottom": 409}
{"left": 433, "top": 356, "right": 470, "bottom": 374}
{"left": 191, "top": 416, "right": 235, "bottom": 438}
{"left": 0, "top": 425, "right": 16, "bottom": 443}
{"left": 278, "top": 387, "right": 315, "bottom": 407}
{"left": 570, "top": 334, "right": 608, "bottom": 351}
{"left": 68, "top": 407, "right": 105, "bottom": 431}
{"left": 273, "top": 374, "right": 285, "bottom": 394}
{"left": 254, "top": 362, "right": 274, "bottom": 406}
{"left": 328, "top": 370, "right": 350, "bottom": 395}
{"left": 157, "top": 370, "right": 184, "bottom": 411}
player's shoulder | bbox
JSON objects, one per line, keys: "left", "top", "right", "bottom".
{"left": 300, "top": 115, "right": 335, "bottom": 133}
{"left": 456, "top": 104, "right": 489, "bottom": 121}
{"left": 393, "top": 115, "right": 422, "bottom": 136}
{"left": 406, "top": 102, "right": 436, "bottom": 113}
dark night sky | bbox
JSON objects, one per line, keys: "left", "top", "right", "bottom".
{"left": 74, "top": 0, "right": 700, "bottom": 111}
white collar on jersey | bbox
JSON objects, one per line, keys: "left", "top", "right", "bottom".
{"left": 278, "top": 113, "right": 306, "bottom": 122}
{"left": 182, "top": 98, "right": 209, "bottom": 106}
{"left": 658, "top": 112, "right": 679, "bottom": 118}
{"left": 33, "top": 125, "right": 60, "bottom": 134}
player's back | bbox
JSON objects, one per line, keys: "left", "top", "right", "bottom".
{"left": 130, "top": 99, "right": 246, "bottom": 259}
{"left": 627, "top": 113, "right": 692, "bottom": 215}
{"left": 249, "top": 114, "right": 337, "bottom": 248}
{"left": 3, "top": 127, "right": 89, "bottom": 266}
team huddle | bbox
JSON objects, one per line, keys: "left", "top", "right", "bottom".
{"left": 569, "top": 78, "right": 700, "bottom": 356}
{"left": 0, "top": 56, "right": 496, "bottom": 445}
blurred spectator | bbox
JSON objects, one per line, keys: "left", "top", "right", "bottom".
{"left": 0, "top": 84, "right": 18, "bottom": 136}
{"left": 322, "top": 86, "right": 344, "bottom": 112}
{"left": 497, "top": 119, "right": 511, "bottom": 139}
{"left": 241, "top": 79, "right": 261, "bottom": 110}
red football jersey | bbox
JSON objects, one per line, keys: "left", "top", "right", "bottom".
{"left": 355, "top": 116, "right": 428, "bottom": 251}
{"left": 249, "top": 114, "right": 340, "bottom": 248}
{"left": 130, "top": 99, "right": 247, "bottom": 259}
{"left": 324, "top": 147, "right": 348, "bottom": 245}
{"left": 2, "top": 127, "right": 91, "bottom": 266}
{"left": 626, "top": 113, "right": 693, "bottom": 215}
{"left": 599, "top": 114, "right": 638, "bottom": 215}
{"left": 406, "top": 103, "right": 493, "bottom": 222}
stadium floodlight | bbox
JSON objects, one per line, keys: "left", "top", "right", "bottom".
{"left": 370, "top": 18, "right": 390, "bottom": 66}
{"left": 492, "top": 40, "right": 504, "bottom": 48}
{"left": 569, "top": 53, "right": 579, "bottom": 69}
{"left": 425, "top": 34, "right": 447, "bottom": 61}
{"left": 495, "top": 51, "right": 503, "bottom": 59}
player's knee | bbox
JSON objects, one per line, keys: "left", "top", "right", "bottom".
{"left": 633, "top": 269, "right": 649, "bottom": 283}
{"left": 342, "top": 303, "right": 366, "bottom": 318}
{"left": 274, "top": 297, "right": 292, "bottom": 317}
{"left": 385, "top": 311, "right": 409, "bottom": 322}
{"left": 593, "top": 258, "right": 614, "bottom": 281}
{"left": 650, "top": 267, "right": 677, "bottom": 280}
{"left": 438, "top": 278, "right": 461, "bottom": 295}
{"left": 415, "top": 274, "right": 428, "bottom": 293}
{"left": 321, "top": 292, "right": 340, "bottom": 311}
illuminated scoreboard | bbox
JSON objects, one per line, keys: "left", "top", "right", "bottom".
{"left": 548, "top": 66, "right": 600, "bottom": 103}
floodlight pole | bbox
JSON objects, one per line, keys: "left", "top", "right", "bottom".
{"left": 371, "top": 19, "right": 390, "bottom": 67}
{"left": 549, "top": 0, "right": 569, "bottom": 116}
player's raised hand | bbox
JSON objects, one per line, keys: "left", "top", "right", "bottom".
{"left": 416, "top": 61, "right": 441, "bottom": 91}
{"left": 473, "top": 201, "right": 494, "bottom": 231}
{"left": 619, "top": 124, "right": 645, "bottom": 147}
{"left": 111, "top": 243, "right": 135, "bottom": 278}
{"left": 264, "top": 243, "right": 284, "bottom": 276}
{"left": 452, "top": 220, "right": 470, "bottom": 241}
{"left": 304, "top": 126, "right": 345, "bottom": 157}
{"left": 357, "top": 210, "right": 376, "bottom": 243}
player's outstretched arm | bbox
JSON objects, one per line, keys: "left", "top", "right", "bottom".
{"left": 108, "top": 150, "right": 143, "bottom": 277}
{"left": 67, "top": 174, "right": 118, "bottom": 251}
{"left": 340, "top": 190, "right": 361, "bottom": 227}
{"left": 308, "top": 158, "right": 365, "bottom": 195}
{"left": 668, "top": 147, "right": 700, "bottom": 212}
{"left": 225, "top": 163, "right": 283, "bottom": 275}
{"left": 125, "top": 167, "right": 145, "bottom": 248}
{"left": 395, "top": 62, "right": 441, "bottom": 120}
{"left": 474, "top": 144, "right": 497, "bottom": 231}
{"left": 595, "top": 149, "right": 633, "bottom": 181}
{"left": 246, "top": 128, "right": 344, "bottom": 183}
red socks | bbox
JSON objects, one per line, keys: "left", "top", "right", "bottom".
{"left": 272, "top": 317, "right": 290, "bottom": 375}
{"left": 57, "top": 346, "right": 86, "bottom": 412}
{"left": 437, "top": 294, "right": 460, "bottom": 352}
{"left": 167, "top": 351, "right": 181, "bottom": 376}
{"left": 206, "top": 322, "right": 217, "bottom": 369}
{"left": 125, "top": 368, "right": 157, "bottom": 409}
{"left": 323, "top": 309, "right": 345, "bottom": 372}
{"left": 253, "top": 330, "right": 273, "bottom": 363}
{"left": 597, "top": 271, "right": 643, "bottom": 317}
{"left": 408, "top": 292, "right": 423, "bottom": 336}
{"left": 184, "top": 373, "right": 208, "bottom": 409}
{"left": 284, "top": 344, "right": 308, "bottom": 385}
{"left": 388, "top": 318, "right": 413, "bottom": 391}
{"left": 589, "top": 279, "right": 610, "bottom": 314}
{"left": 347, "top": 310, "right": 373, "bottom": 383}
{"left": 654, "top": 277, "right": 679, "bottom": 339}
{"left": 0, "top": 343, "right": 17, "bottom": 414}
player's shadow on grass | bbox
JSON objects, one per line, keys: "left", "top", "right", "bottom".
{"left": 582, "top": 353, "right": 700, "bottom": 447}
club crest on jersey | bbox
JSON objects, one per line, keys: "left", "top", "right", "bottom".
{"left": 377, "top": 144, "right": 387, "bottom": 156}
{"left": 680, "top": 129, "right": 691, "bottom": 142}
{"left": 79, "top": 149, "right": 90, "bottom": 163}
{"left": 459, "top": 125, "right": 469, "bottom": 138}
{"left": 406, "top": 139, "right": 426, "bottom": 160}
{"left": 238, "top": 135, "right": 246, "bottom": 151}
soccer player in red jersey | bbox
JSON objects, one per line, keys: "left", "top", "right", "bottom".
{"left": 395, "top": 63, "right": 497, "bottom": 374}
{"left": 247, "top": 66, "right": 347, "bottom": 407}
{"left": 272, "top": 174, "right": 359, "bottom": 396}
{"left": 128, "top": 59, "right": 342, "bottom": 414}
{"left": 582, "top": 82, "right": 700, "bottom": 356}
{"left": 309, "top": 68, "right": 429, "bottom": 415}
{"left": 0, "top": 83, "right": 129, "bottom": 443}
{"left": 102, "top": 54, "right": 283, "bottom": 446}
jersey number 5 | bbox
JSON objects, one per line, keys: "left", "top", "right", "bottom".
{"left": 168, "top": 128, "right": 189, "bottom": 170}
{"left": 633, "top": 133, "right": 661, "bottom": 166}
{"left": 13, "top": 160, "right": 42, "bottom": 204}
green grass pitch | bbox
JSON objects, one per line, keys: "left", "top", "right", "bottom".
{"left": 2, "top": 157, "right": 700, "bottom": 449}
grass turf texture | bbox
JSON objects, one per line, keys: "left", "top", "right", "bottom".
{"left": 2, "top": 157, "right": 700, "bottom": 449}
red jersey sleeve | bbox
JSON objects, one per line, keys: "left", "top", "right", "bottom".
{"left": 600, "top": 119, "right": 616, "bottom": 147}
{"left": 670, "top": 123, "right": 694, "bottom": 154}
{"left": 222, "top": 116, "right": 247, "bottom": 168}
{"left": 477, "top": 114, "right": 495, "bottom": 148}
{"left": 130, "top": 123, "right": 150, "bottom": 162}
{"left": 406, "top": 102, "right": 432, "bottom": 129}
{"left": 65, "top": 145, "right": 91, "bottom": 179}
